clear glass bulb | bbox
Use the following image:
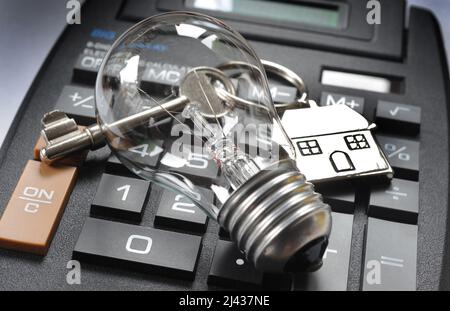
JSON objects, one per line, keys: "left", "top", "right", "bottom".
{"left": 96, "top": 12, "right": 331, "bottom": 273}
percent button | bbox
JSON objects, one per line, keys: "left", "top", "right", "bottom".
{"left": 376, "top": 135, "right": 419, "bottom": 181}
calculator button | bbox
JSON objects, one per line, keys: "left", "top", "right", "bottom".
{"left": 376, "top": 135, "right": 419, "bottom": 180}
{"left": 73, "top": 53, "right": 103, "bottom": 84}
{"left": 293, "top": 212, "right": 353, "bottom": 291}
{"left": 208, "top": 240, "right": 263, "bottom": 289}
{"left": 141, "top": 63, "right": 186, "bottom": 94}
{"left": 91, "top": 174, "right": 150, "bottom": 221}
{"left": 375, "top": 101, "right": 421, "bottom": 135}
{"left": 73, "top": 217, "right": 202, "bottom": 280}
{"left": 369, "top": 178, "right": 419, "bottom": 224}
{"left": 320, "top": 92, "right": 365, "bottom": 114}
{"left": 154, "top": 187, "right": 212, "bottom": 233}
{"left": 34, "top": 134, "right": 87, "bottom": 167}
{"left": 105, "top": 154, "right": 130, "bottom": 176}
{"left": 0, "top": 160, "right": 77, "bottom": 255}
{"left": 105, "top": 141, "right": 164, "bottom": 177}
{"left": 239, "top": 81, "right": 297, "bottom": 105}
{"left": 54, "top": 85, "right": 96, "bottom": 125}
{"left": 126, "top": 141, "right": 164, "bottom": 168}
{"left": 363, "top": 218, "right": 417, "bottom": 291}
{"left": 159, "top": 148, "right": 219, "bottom": 184}
{"left": 316, "top": 184, "right": 355, "bottom": 214}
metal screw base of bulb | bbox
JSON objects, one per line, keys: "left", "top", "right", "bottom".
{"left": 218, "top": 159, "right": 332, "bottom": 273}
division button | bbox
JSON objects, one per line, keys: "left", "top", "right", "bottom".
{"left": 369, "top": 178, "right": 419, "bottom": 224}
{"left": 0, "top": 160, "right": 77, "bottom": 255}
{"left": 73, "top": 217, "right": 202, "bottom": 280}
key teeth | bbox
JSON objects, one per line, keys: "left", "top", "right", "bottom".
{"left": 41, "top": 110, "right": 69, "bottom": 127}
{"left": 41, "top": 110, "right": 79, "bottom": 142}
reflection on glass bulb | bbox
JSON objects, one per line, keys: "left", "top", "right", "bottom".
{"left": 95, "top": 12, "right": 331, "bottom": 272}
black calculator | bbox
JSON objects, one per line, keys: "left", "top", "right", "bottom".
{"left": 0, "top": 0, "right": 449, "bottom": 291}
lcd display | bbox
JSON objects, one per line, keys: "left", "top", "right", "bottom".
{"left": 185, "top": 0, "right": 341, "bottom": 29}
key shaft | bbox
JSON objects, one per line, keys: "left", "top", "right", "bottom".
{"left": 41, "top": 97, "right": 188, "bottom": 162}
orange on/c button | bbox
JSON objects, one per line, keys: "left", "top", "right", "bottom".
{"left": 0, "top": 160, "right": 77, "bottom": 255}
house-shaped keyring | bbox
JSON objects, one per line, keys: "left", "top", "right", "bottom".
{"left": 280, "top": 104, "right": 394, "bottom": 183}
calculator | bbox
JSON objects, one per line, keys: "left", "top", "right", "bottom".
{"left": 0, "top": 0, "right": 449, "bottom": 291}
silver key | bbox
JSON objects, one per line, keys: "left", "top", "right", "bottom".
{"left": 40, "top": 67, "right": 236, "bottom": 162}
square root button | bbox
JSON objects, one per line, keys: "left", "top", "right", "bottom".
{"left": 375, "top": 101, "right": 421, "bottom": 136}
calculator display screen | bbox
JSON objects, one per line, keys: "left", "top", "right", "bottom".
{"left": 185, "top": 0, "right": 341, "bottom": 29}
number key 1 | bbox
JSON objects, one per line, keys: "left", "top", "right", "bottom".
{"left": 91, "top": 174, "right": 150, "bottom": 221}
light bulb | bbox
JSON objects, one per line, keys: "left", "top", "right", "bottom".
{"left": 44, "top": 12, "right": 332, "bottom": 273}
